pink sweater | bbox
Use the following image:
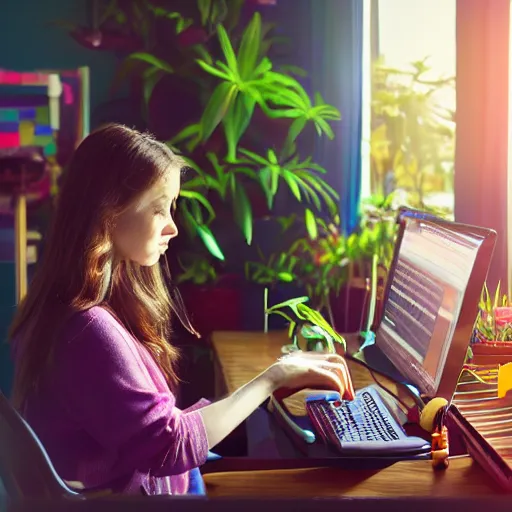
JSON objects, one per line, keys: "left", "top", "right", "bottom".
{"left": 15, "top": 306, "right": 210, "bottom": 495}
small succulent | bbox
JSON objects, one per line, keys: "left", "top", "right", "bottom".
{"left": 473, "top": 282, "right": 512, "bottom": 343}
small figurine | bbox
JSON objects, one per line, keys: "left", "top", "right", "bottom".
{"left": 431, "top": 425, "right": 450, "bottom": 470}
{"left": 419, "top": 397, "right": 450, "bottom": 470}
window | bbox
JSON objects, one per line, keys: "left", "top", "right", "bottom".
{"left": 362, "top": 0, "right": 456, "bottom": 215}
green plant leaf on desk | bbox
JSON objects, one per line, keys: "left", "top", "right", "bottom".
{"left": 266, "top": 296, "right": 346, "bottom": 352}
{"left": 296, "top": 303, "right": 345, "bottom": 349}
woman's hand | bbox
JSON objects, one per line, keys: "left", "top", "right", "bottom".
{"left": 267, "top": 351, "right": 355, "bottom": 401}
{"left": 200, "top": 351, "right": 354, "bottom": 449}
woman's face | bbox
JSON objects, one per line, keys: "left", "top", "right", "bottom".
{"left": 112, "top": 171, "right": 180, "bottom": 266}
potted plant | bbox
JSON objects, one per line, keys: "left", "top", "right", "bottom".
{"left": 470, "top": 282, "right": 512, "bottom": 365}
{"left": 164, "top": 8, "right": 341, "bottom": 331}
{"left": 165, "top": 11, "right": 340, "bottom": 247}
{"left": 265, "top": 296, "right": 346, "bottom": 354}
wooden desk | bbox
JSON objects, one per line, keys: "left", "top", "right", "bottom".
{"left": 204, "top": 330, "right": 502, "bottom": 497}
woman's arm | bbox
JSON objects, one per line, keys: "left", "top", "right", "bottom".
{"left": 199, "top": 370, "right": 276, "bottom": 448}
{"left": 55, "top": 309, "right": 210, "bottom": 479}
{"left": 200, "top": 352, "right": 353, "bottom": 449}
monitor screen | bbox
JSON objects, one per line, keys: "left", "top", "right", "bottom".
{"left": 376, "top": 216, "right": 495, "bottom": 398}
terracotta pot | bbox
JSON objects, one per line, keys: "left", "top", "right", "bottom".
{"left": 470, "top": 340, "right": 512, "bottom": 366}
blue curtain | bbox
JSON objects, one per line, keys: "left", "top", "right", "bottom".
{"left": 309, "top": 0, "right": 364, "bottom": 235}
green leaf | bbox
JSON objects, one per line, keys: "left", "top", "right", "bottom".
{"left": 197, "top": 224, "right": 225, "bottom": 260}
{"left": 179, "top": 190, "right": 215, "bottom": 223}
{"left": 305, "top": 208, "right": 318, "bottom": 240}
{"left": 277, "top": 272, "right": 294, "bottom": 282}
{"left": 238, "top": 148, "right": 269, "bottom": 166}
{"left": 196, "top": 59, "right": 231, "bottom": 80}
{"left": 193, "top": 44, "right": 213, "bottom": 65}
{"left": 198, "top": 0, "right": 212, "bottom": 25}
{"left": 494, "top": 281, "right": 502, "bottom": 309}
{"left": 200, "top": 82, "right": 238, "bottom": 141}
{"left": 217, "top": 24, "right": 239, "bottom": 78}
{"left": 270, "top": 166, "right": 280, "bottom": 196}
{"left": 169, "top": 123, "right": 201, "bottom": 145}
{"left": 282, "top": 170, "right": 301, "bottom": 201}
{"left": 267, "top": 295, "right": 309, "bottom": 310}
{"left": 293, "top": 176, "right": 321, "bottom": 210}
{"left": 287, "top": 117, "right": 307, "bottom": 145}
{"left": 176, "top": 17, "right": 189, "bottom": 34}
{"left": 298, "top": 171, "right": 340, "bottom": 201}
{"left": 259, "top": 167, "right": 274, "bottom": 209}
{"left": 252, "top": 57, "right": 273, "bottom": 76}
{"left": 142, "top": 68, "right": 163, "bottom": 107}
{"left": 265, "top": 72, "right": 310, "bottom": 108}
{"left": 128, "top": 52, "right": 174, "bottom": 74}
{"left": 262, "top": 106, "right": 305, "bottom": 119}
{"left": 267, "top": 149, "right": 278, "bottom": 164}
{"left": 314, "top": 117, "right": 335, "bottom": 139}
{"left": 223, "top": 94, "right": 256, "bottom": 161}
{"left": 238, "top": 13, "right": 262, "bottom": 79}
{"left": 269, "top": 310, "right": 296, "bottom": 325}
{"left": 231, "top": 181, "right": 253, "bottom": 245}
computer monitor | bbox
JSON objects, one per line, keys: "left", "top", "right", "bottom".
{"left": 375, "top": 213, "right": 496, "bottom": 401}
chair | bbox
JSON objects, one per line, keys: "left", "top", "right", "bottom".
{"left": 0, "top": 389, "right": 300, "bottom": 505}
{"left": 0, "top": 391, "right": 82, "bottom": 501}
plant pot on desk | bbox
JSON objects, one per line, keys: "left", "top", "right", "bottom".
{"left": 470, "top": 340, "right": 512, "bottom": 366}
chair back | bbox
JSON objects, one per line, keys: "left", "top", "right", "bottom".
{"left": 0, "top": 390, "right": 80, "bottom": 501}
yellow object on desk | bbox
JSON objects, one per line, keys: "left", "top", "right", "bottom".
{"left": 419, "top": 397, "right": 449, "bottom": 433}
{"left": 497, "top": 362, "right": 512, "bottom": 398}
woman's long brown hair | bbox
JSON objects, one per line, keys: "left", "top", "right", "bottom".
{"left": 9, "top": 123, "right": 194, "bottom": 409}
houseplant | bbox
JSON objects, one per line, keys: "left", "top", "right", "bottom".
{"left": 265, "top": 296, "right": 346, "bottom": 354}
{"left": 471, "top": 282, "right": 512, "bottom": 365}
{"left": 244, "top": 210, "right": 352, "bottom": 329}
{"left": 148, "top": 5, "right": 341, "bottom": 330}
{"left": 57, "top": 1, "right": 342, "bottom": 334}
{"left": 165, "top": 10, "right": 341, "bottom": 251}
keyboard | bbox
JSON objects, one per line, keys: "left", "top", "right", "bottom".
{"left": 305, "top": 386, "right": 430, "bottom": 455}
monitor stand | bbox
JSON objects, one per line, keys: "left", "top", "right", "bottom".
{"left": 351, "top": 341, "right": 406, "bottom": 386}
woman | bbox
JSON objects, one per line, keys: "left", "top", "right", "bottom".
{"left": 9, "top": 124, "right": 354, "bottom": 496}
